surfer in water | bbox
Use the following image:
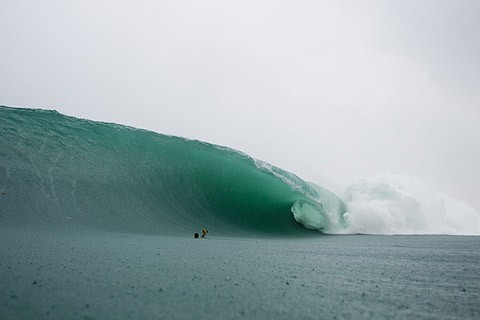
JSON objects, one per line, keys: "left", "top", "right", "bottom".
{"left": 193, "top": 228, "right": 208, "bottom": 239}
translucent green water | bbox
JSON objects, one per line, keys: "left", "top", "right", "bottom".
{"left": 0, "top": 106, "right": 345, "bottom": 236}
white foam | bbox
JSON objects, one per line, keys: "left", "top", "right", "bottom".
{"left": 341, "top": 175, "right": 480, "bottom": 235}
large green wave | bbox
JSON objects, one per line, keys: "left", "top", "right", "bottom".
{"left": 0, "top": 106, "right": 345, "bottom": 236}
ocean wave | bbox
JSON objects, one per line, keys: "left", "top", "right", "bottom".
{"left": 2, "top": 106, "right": 476, "bottom": 236}
{"left": 0, "top": 106, "right": 344, "bottom": 236}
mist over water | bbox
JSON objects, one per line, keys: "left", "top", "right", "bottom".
{"left": 341, "top": 175, "right": 480, "bottom": 235}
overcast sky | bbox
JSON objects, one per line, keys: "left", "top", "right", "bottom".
{"left": 1, "top": 0, "right": 479, "bottom": 209}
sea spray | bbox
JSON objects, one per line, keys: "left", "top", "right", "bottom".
{"left": 342, "top": 175, "right": 480, "bottom": 235}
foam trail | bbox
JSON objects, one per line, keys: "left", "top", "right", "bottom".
{"left": 341, "top": 175, "right": 480, "bottom": 235}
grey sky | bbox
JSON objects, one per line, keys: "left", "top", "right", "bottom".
{"left": 1, "top": 0, "right": 479, "bottom": 209}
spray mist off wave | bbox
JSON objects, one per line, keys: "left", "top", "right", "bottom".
{"left": 341, "top": 175, "right": 480, "bottom": 235}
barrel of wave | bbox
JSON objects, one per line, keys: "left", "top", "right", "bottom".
{"left": 253, "top": 160, "right": 347, "bottom": 234}
{"left": 291, "top": 184, "right": 347, "bottom": 234}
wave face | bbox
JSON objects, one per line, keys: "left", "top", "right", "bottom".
{"left": 0, "top": 106, "right": 345, "bottom": 236}
{"left": 343, "top": 175, "right": 480, "bottom": 235}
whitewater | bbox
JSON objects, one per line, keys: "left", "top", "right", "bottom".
{"left": 343, "top": 175, "right": 480, "bottom": 235}
{"left": 0, "top": 106, "right": 478, "bottom": 236}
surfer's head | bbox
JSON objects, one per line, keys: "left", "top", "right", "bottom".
{"left": 194, "top": 233, "right": 199, "bottom": 238}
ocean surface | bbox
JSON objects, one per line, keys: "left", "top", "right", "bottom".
{"left": 1, "top": 106, "right": 479, "bottom": 319}
{"left": 1, "top": 227, "right": 479, "bottom": 320}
